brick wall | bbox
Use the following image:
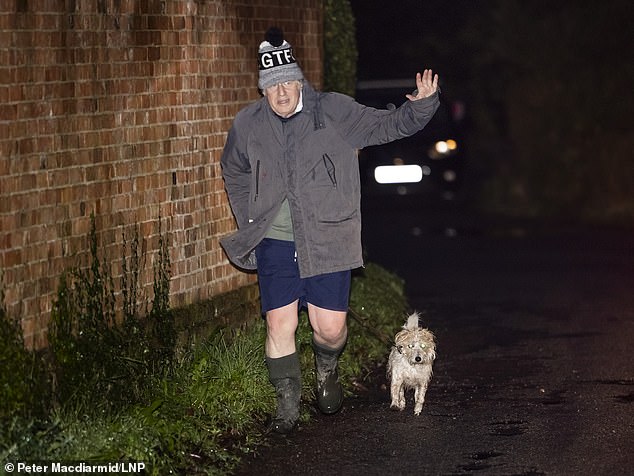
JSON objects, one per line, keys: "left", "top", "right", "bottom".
{"left": 0, "top": 0, "right": 323, "bottom": 348}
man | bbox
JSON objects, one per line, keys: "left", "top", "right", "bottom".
{"left": 220, "top": 27, "right": 439, "bottom": 434}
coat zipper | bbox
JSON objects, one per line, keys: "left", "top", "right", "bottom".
{"left": 254, "top": 160, "right": 260, "bottom": 201}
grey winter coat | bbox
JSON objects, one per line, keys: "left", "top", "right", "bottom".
{"left": 220, "top": 82, "right": 440, "bottom": 278}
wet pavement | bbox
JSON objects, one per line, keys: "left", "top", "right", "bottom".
{"left": 235, "top": 198, "right": 634, "bottom": 475}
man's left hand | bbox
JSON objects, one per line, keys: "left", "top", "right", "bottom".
{"left": 406, "top": 69, "right": 439, "bottom": 101}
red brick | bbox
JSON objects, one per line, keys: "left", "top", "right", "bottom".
{"left": 2, "top": 0, "right": 323, "bottom": 348}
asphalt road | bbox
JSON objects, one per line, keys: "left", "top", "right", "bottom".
{"left": 235, "top": 197, "right": 634, "bottom": 476}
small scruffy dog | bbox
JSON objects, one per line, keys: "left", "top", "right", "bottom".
{"left": 387, "top": 312, "right": 436, "bottom": 415}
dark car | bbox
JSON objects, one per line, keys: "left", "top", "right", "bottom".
{"left": 355, "top": 79, "right": 464, "bottom": 200}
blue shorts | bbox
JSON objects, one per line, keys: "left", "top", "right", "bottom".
{"left": 255, "top": 238, "right": 351, "bottom": 315}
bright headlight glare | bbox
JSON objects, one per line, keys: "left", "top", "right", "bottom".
{"left": 374, "top": 165, "right": 423, "bottom": 184}
{"left": 429, "top": 139, "right": 458, "bottom": 159}
{"left": 435, "top": 141, "right": 449, "bottom": 154}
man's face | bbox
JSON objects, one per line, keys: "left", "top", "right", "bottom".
{"left": 264, "top": 80, "right": 302, "bottom": 118}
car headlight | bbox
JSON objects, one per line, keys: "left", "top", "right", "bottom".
{"left": 428, "top": 139, "right": 458, "bottom": 159}
{"left": 374, "top": 164, "right": 423, "bottom": 184}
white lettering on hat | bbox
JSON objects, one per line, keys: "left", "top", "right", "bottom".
{"left": 259, "top": 48, "right": 296, "bottom": 70}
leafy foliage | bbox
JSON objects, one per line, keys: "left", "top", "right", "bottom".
{"left": 48, "top": 213, "right": 175, "bottom": 409}
{"left": 0, "top": 290, "right": 48, "bottom": 421}
{"left": 323, "top": 0, "right": 358, "bottom": 95}
{"left": 2, "top": 232, "right": 407, "bottom": 474}
{"left": 187, "top": 326, "right": 273, "bottom": 433}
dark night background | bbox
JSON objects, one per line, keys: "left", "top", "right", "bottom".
{"left": 235, "top": 4, "right": 634, "bottom": 473}
{"left": 349, "top": 0, "right": 633, "bottom": 223}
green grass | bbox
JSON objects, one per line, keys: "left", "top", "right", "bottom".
{"left": 1, "top": 262, "right": 408, "bottom": 475}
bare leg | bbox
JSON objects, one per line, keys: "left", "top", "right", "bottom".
{"left": 265, "top": 300, "right": 300, "bottom": 358}
{"left": 307, "top": 303, "right": 347, "bottom": 348}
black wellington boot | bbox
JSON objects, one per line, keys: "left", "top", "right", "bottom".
{"left": 266, "top": 353, "right": 302, "bottom": 435}
{"left": 312, "top": 338, "right": 345, "bottom": 415}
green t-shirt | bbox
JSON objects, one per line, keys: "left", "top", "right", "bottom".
{"left": 265, "top": 198, "right": 294, "bottom": 241}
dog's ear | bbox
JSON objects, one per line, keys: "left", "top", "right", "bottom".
{"left": 405, "top": 312, "right": 421, "bottom": 330}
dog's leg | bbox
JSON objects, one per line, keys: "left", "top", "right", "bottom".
{"left": 413, "top": 375, "right": 430, "bottom": 415}
{"left": 413, "top": 386, "right": 425, "bottom": 415}
{"left": 390, "top": 379, "right": 406, "bottom": 411}
{"left": 398, "top": 383, "right": 406, "bottom": 409}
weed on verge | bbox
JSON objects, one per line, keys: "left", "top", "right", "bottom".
{"left": 1, "top": 216, "right": 408, "bottom": 475}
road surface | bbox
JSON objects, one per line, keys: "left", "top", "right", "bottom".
{"left": 235, "top": 198, "right": 633, "bottom": 475}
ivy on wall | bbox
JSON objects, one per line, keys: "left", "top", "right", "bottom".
{"left": 323, "top": 0, "right": 358, "bottom": 96}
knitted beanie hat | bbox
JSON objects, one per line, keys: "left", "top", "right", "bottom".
{"left": 258, "top": 27, "right": 305, "bottom": 90}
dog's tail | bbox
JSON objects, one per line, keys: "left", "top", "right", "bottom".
{"left": 404, "top": 312, "right": 421, "bottom": 330}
